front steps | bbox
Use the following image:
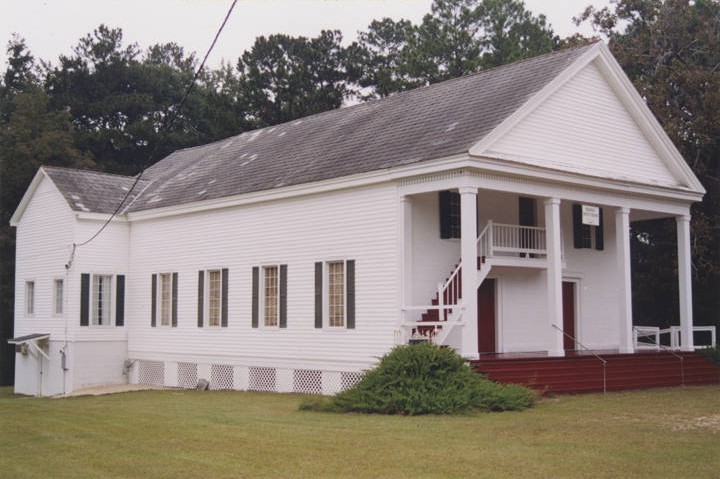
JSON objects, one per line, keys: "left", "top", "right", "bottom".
{"left": 471, "top": 352, "right": 720, "bottom": 394}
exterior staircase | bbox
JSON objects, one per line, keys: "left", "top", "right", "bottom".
{"left": 411, "top": 221, "right": 545, "bottom": 344}
{"left": 471, "top": 351, "right": 720, "bottom": 394}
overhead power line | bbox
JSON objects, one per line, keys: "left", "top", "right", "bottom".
{"left": 71, "top": 0, "right": 238, "bottom": 255}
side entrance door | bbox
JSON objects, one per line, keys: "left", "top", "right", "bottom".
{"left": 562, "top": 281, "right": 576, "bottom": 351}
{"left": 478, "top": 279, "right": 496, "bottom": 354}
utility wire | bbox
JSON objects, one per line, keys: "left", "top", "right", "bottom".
{"left": 72, "top": 0, "right": 238, "bottom": 252}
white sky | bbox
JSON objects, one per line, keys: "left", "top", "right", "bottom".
{"left": 0, "top": 0, "right": 609, "bottom": 69}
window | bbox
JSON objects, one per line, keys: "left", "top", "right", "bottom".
{"left": 251, "top": 265, "right": 287, "bottom": 328}
{"left": 439, "top": 190, "right": 461, "bottom": 239}
{"left": 328, "top": 261, "right": 345, "bottom": 327}
{"left": 263, "top": 266, "right": 279, "bottom": 326}
{"left": 151, "top": 273, "right": 177, "bottom": 327}
{"left": 314, "top": 260, "right": 355, "bottom": 329}
{"left": 80, "top": 273, "right": 124, "bottom": 327}
{"left": 572, "top": 204, "right": 604, "bottom": 251}
{"left": 197, "top": 269, "right": 228, "bottom": 328}
{"left": 159, "top": 274, "right": 172, "bottom": 326}
{"left": 25, "top": 281, "right": 34, "bottom": 316}
{"left": 208, "top": 270, "right": 222, "bottom": 327}
{"left": 92, "top": 275, "right": 113, "bottom": 325}
{"left": 53, "top": 279, "right": 64, "bottom": 315}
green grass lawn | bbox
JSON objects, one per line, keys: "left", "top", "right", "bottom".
{"left": 0, "top": 386, "right": 718, "bottom": 479}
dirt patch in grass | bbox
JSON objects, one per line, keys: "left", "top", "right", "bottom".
{"left": 670, "top": 414, "right": 720, "bottom": 433}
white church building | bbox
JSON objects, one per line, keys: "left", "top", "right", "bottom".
{"left": 9, "top": 42, "right": 707, "bottom": 396}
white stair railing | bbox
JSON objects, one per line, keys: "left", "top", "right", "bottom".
{"left": 402, "top": 221, "right": 549, "bottom": 346}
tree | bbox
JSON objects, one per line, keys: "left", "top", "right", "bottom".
{"left": 356, "top": 0, "right": 558, "bottom": 97}
{"left": 0, "top": 87, "right": 91, "bottom": 385}
{"left": 45, "top": 25, "right": 248, "bottom": 175}
{"left": 353, "top": 18, "right": 421, "bottom": 98}
{"left": 236, "top": 30, "right": 359, "bottom": 126}
{"left": 476, "top": 0, "right": 558, "bottom": 68}
{"left": 0, "top": 35, "right": 38, "bottom": 122}
{"left": 578, "top": 0, "right": 720, "bottom": 329}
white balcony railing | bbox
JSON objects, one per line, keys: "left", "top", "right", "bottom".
{"left": 479, "top": 221, "right": 547, "bottom": 259}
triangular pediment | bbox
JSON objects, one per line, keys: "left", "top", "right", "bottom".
{"left": 470, "top": 44, "right": 704, "bottom": 193}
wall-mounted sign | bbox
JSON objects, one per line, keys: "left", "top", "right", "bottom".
{"left": 582, "top": 205, "right": 600, "bottom": 226}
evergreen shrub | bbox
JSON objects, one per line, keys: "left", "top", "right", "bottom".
{"left": 300, "top": 342, "right": 534, "bottom": 415}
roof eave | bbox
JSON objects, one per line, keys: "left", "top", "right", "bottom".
{"left": 9, "top": 167, "right": 49, "bottom": 227}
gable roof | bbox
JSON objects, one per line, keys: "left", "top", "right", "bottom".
{"left": 129, "top": 43, "right": 596, "bottom": 212}
{"left": 13, "top": 42, "right": 703, "bottom": 223}
{"left": 9, "top": 166, "right": 149, "bottom": 226}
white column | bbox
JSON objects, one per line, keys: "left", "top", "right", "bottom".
{"left": 615, "top": 208, "right": 634, "bottom": 353}
{"left": 460, "top": 186, "right": 479, "bottom": 359}
{"left": 544, "top": 198, "right": 564, "bottom": 356}
{"left": 400, "top": 196, "right": 413, "bottom": 329}
{"left": 676, "top": 215, "right": 694, "bottom": 351}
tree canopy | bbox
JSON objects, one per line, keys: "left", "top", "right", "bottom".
{"left": 355, "top": 0, "right": 558, "bottom": 97}
{"left": 0, "top": 0, "right": 718, "bottom": 385}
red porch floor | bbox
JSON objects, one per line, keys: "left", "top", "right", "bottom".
{"left": 471, "top": 351, "right": 720, "bottom": 394}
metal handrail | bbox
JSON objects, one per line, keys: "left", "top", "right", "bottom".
{"left": 552, "top": 324, "right": 607, "bottom": 394}
{"left": 658, "top": 345, "right": 685, "bottom": 387}
{"left": 631, "top": 332, "right": 686, "bottom": 387}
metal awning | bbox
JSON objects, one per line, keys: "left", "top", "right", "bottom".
{"left": 8, "top": 333, "right": 50, "bottom": 360}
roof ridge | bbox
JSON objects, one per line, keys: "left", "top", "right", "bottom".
{"left": 43, "top": 165, "right": 139, "bottom": 181}
{"left": 167, "top": 44, "right": 600, "bottom": 156}
{"left": 372, "top": 40, "right": 602, "bottom": 100}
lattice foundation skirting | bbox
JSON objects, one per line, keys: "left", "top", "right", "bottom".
{"left": 138, "top": 360, "right": 165, "bottom": 387}
{"left": 134, "top": 360, "right": 364, "bottom": 395}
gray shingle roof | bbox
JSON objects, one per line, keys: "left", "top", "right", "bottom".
{"left": 44, "top": 167, "right": 150, "bottom": 214}
{"left": 46, "top": 45, "right": 595, "bottom": 214}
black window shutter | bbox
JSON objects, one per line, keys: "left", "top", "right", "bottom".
{"left": 519, "top": 197, "right": 536, "bottom": 226}
{"left": 279, "top": 264, "right": 288, "bottom": 329}
{"left": 314, "top": 262, "right": 323, "bottom": 328}
{"left": 439, "top": 191, "right": 451, "bottom": 239}
{"left": 197, "top": 271, "right": 204, "bottom": 327}
{"left": 80, "top": 273, "right": 90, "bottom": 326}
{"left": 595, "top": 208, "right": 604, "bottom": 251}
{"left": 115, "top": 275, "right": 125, "bottom": 326}
{"left": 171, "top": 272, "right": 178, "bottom": 327}
{"left": 151, "top": 274, "right": 157, "bottom": 327}
{"left": 251, "top": 267, "right": 259, "bottom": 328}
{"left": 572, "top": 204, "right": 584, "bottom": 249}
{"left": 346, "top": 260, "right": 355, "bottom": 329}
{"left": 221, "top": 268, "right": 229, "bottom": 327}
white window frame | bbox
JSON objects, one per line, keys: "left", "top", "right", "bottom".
{"left": 158, "top": 273, "right": 174, "bottom": 327}
{"left": 325, "top": 260, "right": 347, "bottom": 328}
{"left": 261, "top": 265, "right": 280, "bottom": 328}
{"left": 91, "top": 274, "right": 114, "bottom": 327}
{"left": 53, "top": 278, "right": 64, "bottom": 316}
{"left": 25, "top": 280, "right": 35, "bottom": 317}
{"left": 205, "top": 269, "right": 223, "bottom": 328}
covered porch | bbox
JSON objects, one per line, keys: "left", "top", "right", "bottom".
{"left": 396, "top": 170, "right": 702, "bottom": 360}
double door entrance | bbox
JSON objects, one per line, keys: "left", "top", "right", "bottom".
{"left": 477, "top": 279, "right": 577, "bottom": 354}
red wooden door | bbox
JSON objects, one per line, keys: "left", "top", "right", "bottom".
{"left": 562, "top": 282, "right": 576, "bottom": 351}
{"left": 478, "top": 279, "right": 496, "bottom": 353}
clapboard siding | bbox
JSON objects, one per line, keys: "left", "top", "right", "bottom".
{"left": 493, "top": 268, "right": 550, "bottom": 352}
{"left": 127, "top": 183, "right": 399, "bottom": 369}
{"left": 486, "top": 61, "right": 680, "bottom": 188}
{"left": 560, "top": 202, "right": 622, "bottom": 350}
{"left": 13, "top": 177, "right": 75, "bottom": 338}
{"left": 69, "top": 219, "right": 130, "bottom": 342}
